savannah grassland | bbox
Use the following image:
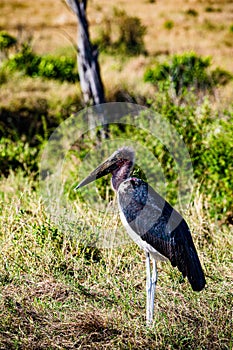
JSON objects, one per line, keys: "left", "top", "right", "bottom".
{"left": 0, "top": 0, "right": 233, "bottom": 349}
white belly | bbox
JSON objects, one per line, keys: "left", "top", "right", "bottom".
{"left": 119, "top": 210, "right": 168, "bottom": 262}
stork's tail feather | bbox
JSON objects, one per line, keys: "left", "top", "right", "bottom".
{"left": 186, "top": 247, "right": 206, "bottom": 291}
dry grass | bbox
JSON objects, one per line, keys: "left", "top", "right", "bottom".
{"left": 0, "top": 278, "right": 118, "bottom": 349}
{"left": 0, "top": 75, "right": 78, "bottom": 105}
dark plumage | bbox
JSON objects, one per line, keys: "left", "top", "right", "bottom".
{"left": 118, "top": 177, "right": 205, "bottom": 291}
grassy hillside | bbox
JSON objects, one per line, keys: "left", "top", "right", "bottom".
{"left": 0, "top": 0, "right": 233, "bottom": 349}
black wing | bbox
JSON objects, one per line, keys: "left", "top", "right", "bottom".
{"left": 118, "top": 178, "right": 206, "bottom": 291}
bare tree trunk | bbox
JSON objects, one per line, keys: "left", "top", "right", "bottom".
{"left": 66, "top": 0, "right": 105, "bottom": 105}
{"left": 66, "top": 0, "right": 108, "bottom": 139}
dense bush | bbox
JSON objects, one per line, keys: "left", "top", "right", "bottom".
{"left": 144, "top": 52, "right": 232, "bottom": 94}
{"left": 5, "top": 44, "right": 78, "bottom": 82}
{"left": 200, "top": 117, "right": 233, "bottom": 216}
{"left": 149, "top": 92, "right": 233, "bottom": 217}
{"left": 114, "top": 8, "right": 147, "bottom": 55}
{"left": 95, "top": 8, "right": 147, "bottom": 55}
{"left": 0, "top": 138, "right": 39, "bottom": 176}
{"left": 6, "top": 45, "right": 41, "bottom": 76}
{"left": 37, "top": 55, "right": 78, "bottom": 82}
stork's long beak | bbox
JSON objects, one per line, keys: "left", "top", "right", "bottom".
{"left": 74, "top": 154, "right": 119, "bottom": 190}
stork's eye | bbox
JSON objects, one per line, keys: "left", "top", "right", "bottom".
{"left": 130, "top": 178, "right": 138, "bottom": 188}
{"left": 116, "top": 159, "right": 125, "bottom": 167}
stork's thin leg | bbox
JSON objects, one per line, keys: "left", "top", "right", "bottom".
{"left": 146, "top": 252, "right": 152, "bottom": 325}
{"left": 150, "top": 258, "right": 157, "bottom": 321}
{"left": 146, "top": 253, "right": 157, "bottom": 325}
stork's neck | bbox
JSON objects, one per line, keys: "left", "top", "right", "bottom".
{"left": 111, "top": 160, "right": 133, "bottom": 191}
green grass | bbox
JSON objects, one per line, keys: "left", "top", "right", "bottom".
{"left": 0, "top": 170, "right": 232, "bottom": 349}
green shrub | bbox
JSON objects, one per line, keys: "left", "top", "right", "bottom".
{"left": 0, "top": 67, "right": 9, "bottom": 85}
{"left": 148, "top": 92, "right": 233, "bottom": 216}
{"left": 6, "top": 44, "right": 41, "bottom": 76}
{"left": 199, "top": 117, "right": 233, "bottom": 216}
{"left": 185, "top": 9, "right": 198, "bottom": 17}
{"left": 205, "top": 6, "right": 221, "bottom": 13}
{"left": 5, "top": 44, "right": 78, "bottom": 82}
{"left": 0, "top": 138, "right": 39, "bottom": 176}
{"left": 96, "top": 16, "right": 112, "bottom": 50}
{"left": 211, "top": 67, "right": 233, "bottom": 86}
{"left": 0, "top": 31, "right": 17, "bottom": 51}
{"left": 38, "top": 55, "right": 78, "bottom": 82}
{"left": 115, "top": 10, "right": 147, "bottom": 54}
{"left": 164, "top": 20, "right": 174, "bottom": 30}
{"left": 95, "top": 8, "right": 147, "bottom": 55}
{"left": 144, "top": 52, "right": 231, "bottom": 95}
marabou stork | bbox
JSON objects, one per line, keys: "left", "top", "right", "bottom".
{"left": 75, "top": 147, "right": 206, "bottom": 324}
